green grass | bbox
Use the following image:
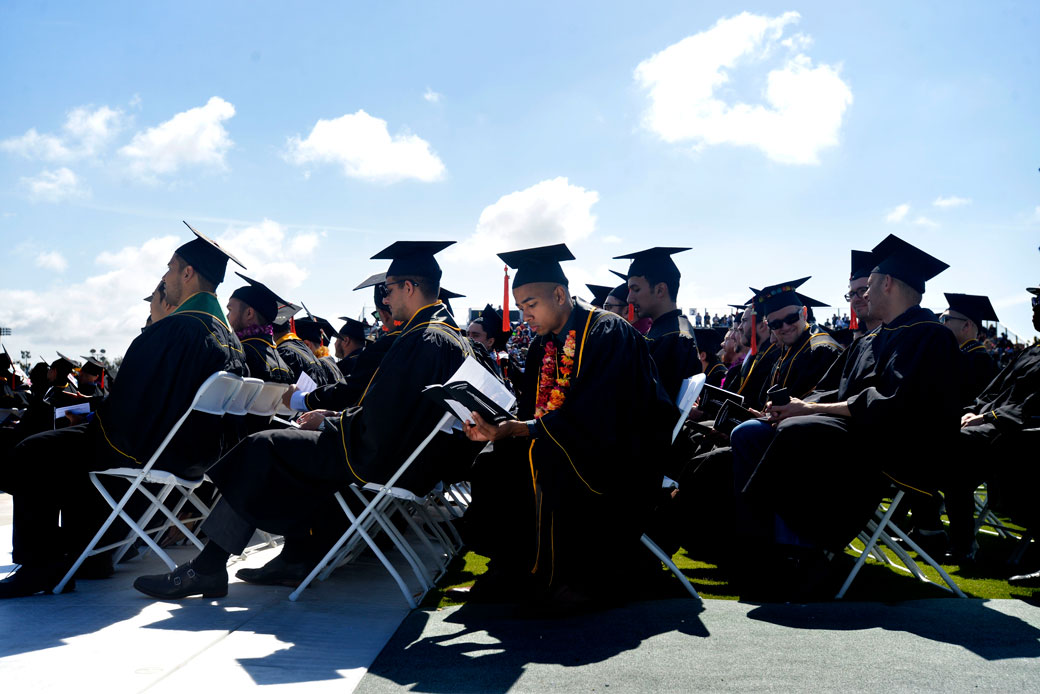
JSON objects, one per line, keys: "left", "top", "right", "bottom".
{"left": 426, "top": 511, "right": 1037, "bottom": 608}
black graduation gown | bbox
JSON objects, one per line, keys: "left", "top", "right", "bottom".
{"left": 646, "top": 309, "right": 702, "bottom": 403}
{"left": 92, "top": 292, "right": 249, "bottom": 478}
{"left": 320, "top": 355, "right": 346, "bottom": 384}
{"left": 337, "top": 349, "right": 361, "bottom": 378}
{"left": 765, "top": 327, "right": 844, "bottom": 401}
{"left": 957, "top": 339, "right": 999, "bottom": 407}
{"left": 276, "top": 336, "right": 332, "bottom": 386}
{"left": 241, "top": 336, "right": 294, "bottom": 385}
{"left": 745, "top": 305, "right": 961, "bottom": 550}
{"left": 464, "top": 300, "right": 677, "bottom": 593}
{"left": 703, "top": 357, "right": 727, "bottom": 389}
{"left": 732, "top": 343, "right": 780, "bottom": 410}
{"left": 722, "top": 361, "right": 743, "bottom": 391}
{"left": 304, "top": 330, "right": 399, "bottom": 411}
{"left": 208, "top": 302, "right": 480, "bottom": 536}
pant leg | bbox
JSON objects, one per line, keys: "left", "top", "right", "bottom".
{"left": 200, "top": 498, "right": 257, "bottom": 556}
{"left": 731, "top": 420, "right": 778, "bottom": 542}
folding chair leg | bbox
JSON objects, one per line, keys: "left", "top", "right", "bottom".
{"left": 837, "top": 491, "right": 905, "bottom": 599}
{"left": 884, "top": 520, "right": 966, "bottom": 597}
{"left": 641, "top": 534, "right": 701, "bottom": 602}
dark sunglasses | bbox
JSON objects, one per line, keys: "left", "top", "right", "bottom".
{"left": 767, "top": 311, "right": 802, "bottom": 331}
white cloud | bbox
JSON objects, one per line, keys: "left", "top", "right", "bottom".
{"left": 634, "top": 11, "right": 852, "bottom": 165}
{"left": 933, "top": 195, "right": 971, "bottom": 208}
{"left": 21, "top": 167, "right": 87, "bottom": 201}
{"left": 913, "top": 215, "right": 939, "bottom": 229}
{"left": 423, "top": 87, "right": 443, "bottom": 103}
{"left": 0, "top": 220, "right": 323, "bottom": 360}
{"left": 285, "top": 109, "right": 445, "bottom": 183}
{"left": 885, "top": 203, "right": 910, "bottom": 223}
{"left": 447, "top": 177, "right": 599, "bottom": 262}
{"left": 1034, "top": 206, "right": 1040, "bottom": 222}
{"left": 35, "top": 251, "right": 68, "bottom": 273}
{"left": 119, "top": 96, "right": 235, "bottom": 178}
{"left": 602, "top": 235, "right": 623, "bottom": 244}
{"left": 1, "top": 105, "right": 124, "bottom": 161}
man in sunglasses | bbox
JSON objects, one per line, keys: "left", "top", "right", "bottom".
{"left": 942, "top": 284, "right": 1040, "bottom": 569}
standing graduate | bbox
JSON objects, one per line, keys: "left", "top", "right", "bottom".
{"left": 614, "top": 247, "right": 701, "bottom": 402}
{"left": 738, "top": 235, "right": 959, "bottom": 576}
{"left": 134, "top": 241, "right": 481, "bottom": 599}
{"left": 459, "top": 243, "right": 677, "bottom": 607}
{"left": 1, "top": 223, "right": 248, "bottom": 598}
{"left": 941, "top": 293, "right": 1000, "bottom": 406}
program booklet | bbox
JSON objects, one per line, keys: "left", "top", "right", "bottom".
{"left": 424, "top": 356, "right": 517, "bottom": 426}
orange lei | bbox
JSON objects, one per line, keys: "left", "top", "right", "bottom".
{"left": 534, "top": 330, "right": 576, "bottom": 418}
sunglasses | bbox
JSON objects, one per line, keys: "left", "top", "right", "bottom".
{"left": 767, "top": 311, "right": 802, "bottom": 331}
{"left": 939, "top": 315, "right": 967, "bottom": 325}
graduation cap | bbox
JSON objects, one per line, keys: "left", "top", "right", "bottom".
{"left": 176, "top": 221, "right": 246, "bottom": 285}
{"left": 273, "top": 301, "right": 302, "bottom": 329}
{"left": 944, "top": 293, "right": 999, "bottom": 326}
{"left": 295, "top": 316, "right": 337, "bottom": 345}
{"left": 586, "top": 284, "right": 613, "bottom": 308}
{"left": 750, "top": 277, "right": 812, "bottom": 316}
{"left": 693, "top": 327, "right": 724, "bottom": 355}
{"left": 477, "top": 304, "right": 504, "bottom": 337}
{"left": 230, "top": 273, "right": 288, "bottom": 324}
{"left": 850, "top": 249, "right": 876, "bottom": 281}
{"left": 498, "top": 243, "right": 575, "bottom": 288}
{"left": 371, "top": 241, "right": 454, "bottom": 283}
{"left": 728, "top": 302, "right": 750, "bottom": 311}
{"left": 79, "top": 356, "right": 106, "bottom": 377}
{"left": 354, "top": 271, "right": 389, "bottom": 307}
{"left": 613, "top": 247, "right": 689, "bottom": 282}
{"left": 338, "top": 317, "right": 367, "bottom": 341}
{"left": 1028, "top": 287, "right": 1039, "bottom": 296}
{"left": 439, "top": 287, "right": 465, "bottom": 316}
{"left": 870, "top": 234, "right": 948, "bottom": 293}
{"left": 52, "top": 352, "right": 80, "bottom": 373}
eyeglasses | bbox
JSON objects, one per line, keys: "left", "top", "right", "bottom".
{"left": 767, "top": 311, "right": 802, "bottom": 331}
{"left": 939, "top": 315, "right": 966, "bottom": 325}
{"left": 603, "top": 301, "right": 627, "bottom": 310}
{"left": 844, "top": 287, "right": 868, "bottom": 302}
{"left": 384, "top": 280, "right": 417, "bottom": 295}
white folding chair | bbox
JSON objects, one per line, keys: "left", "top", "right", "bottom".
{"left": 54, "top": 371, "right": 244, "bottom": 593}
{"left": 837, "top": 488, "right": 966, "bottom": 599}
{"left": 289, "top": 412, "right": 454, "bottom": 607}
{"left": 225, "top": 377, "right": 264, "bottom": 416}
{"left": 248, "top": 381, "right": 292, "bottom": 417}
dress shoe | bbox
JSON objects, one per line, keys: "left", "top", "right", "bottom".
{"left": 1009, "top": 569, "right": 1040, "bottom": 587}
{"left": 133, "top": 560, "right": 228, "bottom": 599}
{"left": 0, "top": 564, "right": 74, "bottom": 599}
{"left": 235, "top": 555, "right": 310, "bottom": 587}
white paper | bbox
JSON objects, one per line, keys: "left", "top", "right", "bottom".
{"left": 295, "top": 370, "right": 318, "bottom": 394}
{"left": 672, "top": 373, "right": 706, "bottom": 444}
{"left": 447, "top": 356, "right": 516, "bottom": 412}
{"left": 55, "top": 402, "right": 91, "bottom": 420}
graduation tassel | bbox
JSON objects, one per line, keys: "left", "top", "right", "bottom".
{"left": 849, "top": 305, "right": 859, "bottom": 331}
{"left": 750, "top": 313, "right": 758, "bottom": 356}
{"left": 502, "top": 265, "right": 511, "bottom": 334}
{"left": 627, "top": 302, "right": 635, "bottom": 323}
{"left": 289, "top": 316, "right": 296, "bottom": 335}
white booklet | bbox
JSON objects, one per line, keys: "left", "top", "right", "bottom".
{"left": 295, "top": 370, "right": 318, "bottom": 394}
{"left": 672, "top": 373, "right": 707, "bottom": 444}
{"left": 55, "top": 402, "right": 91, "bottom": 420}
{"left": 424, "top": 356, "right": 516, "bottom": 432}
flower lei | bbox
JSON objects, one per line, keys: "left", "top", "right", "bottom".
{"left": 534, "top": 330, "right": 576, "bottom": 418}
{"left": 235, "top": 324, "right": 275, "bottom": 340}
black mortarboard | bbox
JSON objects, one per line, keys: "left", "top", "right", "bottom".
{"left": 52, "top": 352, "right": 80, "bottom": 372}
{"left": 1027, "top": 287, "right": 1039, "bottom": 296}
{"left": 850, "top": 250, "right": 876, "bottom": 281}
{"left": 498, "top": 244, "right": 575, "bottom": 288}
{"left": 79, "top": 356, "right": 105, "bottom": 376}
{"left": 230, "top": 273, "right": 287, "bottom": 324}
{"left": 608, "top": 282, "right": 629, "bottom": 301}
{"left": 609, "top": 269, "right": 628, "bottom": 283}
{"left": 439, "top": 287, "right": 464, "bottom": 316}
{"left": 273, "top": 301, "right": 301, "bottom": 329}
{"left": 944, "top": 293, "right": 999, "bottom": 326}
{"left": 751, "top": 277, "right": 811, "bottom": 315}
{"left": 143, "top": 294, "right": 153, "bottom": 302}
{"left": 478, "top": 304, "right": 503, "bottom": 337}
{"left": 354, "top": 271, "right": 389, "bottom": 307}
{"left": 728, "top": 303, "right": 749, "bottom": 310}
{"left": 613, "top": 247, "right": 689, "bottom": 282}
{"left": 371, "top": 241, "right": 454, "bottom": 283}
{"left": 175, "top": 221, "right": 246, "bottom": 285}
{"left": 693, "top": 327, "right": 723, "bottom": 355}
{"left": 586, "top": 284, "right": 613, "bottom": 308}
{"left": 295, "top": 316, "right": 337, "bottom": 345}
{"left": 870, "top": 234, "right": 948, "bottom": 293}
{"left": 337, "top": 317, "right": 367, "bottom": 341}
{"left": 796, "top": 293, "right": 829, "bottom": 308}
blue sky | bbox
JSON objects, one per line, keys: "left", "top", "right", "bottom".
{"left": 1, "top": 1, "right": 1037, "bottom": 362}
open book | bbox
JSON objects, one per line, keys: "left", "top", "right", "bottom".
{"left": 424, "top": 356, "right": 516, "bottom": 426}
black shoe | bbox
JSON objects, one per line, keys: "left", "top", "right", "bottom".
{"left": 235, "top": 555, "right": 310, "bottom": 587}
{"left": 1009, "top": 569, "right": 1040, "bottom": 587}
{"left": 0, "top": 564, "right": 75, "bottom": 599}
{"left": 133, "top": 560, "right": 228, "bottom": 599}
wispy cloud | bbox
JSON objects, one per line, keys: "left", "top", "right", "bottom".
{"left": 933, "top": 195, "right": 971, "bottom": 208}
{"left": 35, "top": 251, "right": 68, "bottom": 273}
{"left": 423, "top": 87, "right": 443, "bottom": 103}
{"left": 118, "top": 96, "right": 235, "bottom": 179}
{"left": 1, "top": 105, "right": 125, "bottom": 161}
{"left": 21, "top": 167, "right": 88, "bottom": 202}
{"left": 634, "top": 11, "right": 853, "bottom": 165}
{"left": 912, "top": 215, "right": 939, "bottom": 229}
{"left": 285, "top": 109, "right": 445, "bottom": 184}
{"left": 885, "top": 203, "right": 910, "bottom": 223}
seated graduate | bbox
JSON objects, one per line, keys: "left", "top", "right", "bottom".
{"left": 467, "top": 304, "right": 507, "bottom": 379}
{"left": 0, "top": 223, "right": 248, "bottom": 598}
{"left": 283, "top": 273, "right": 400, "bottom": 413}
{"left": 942, "top": 284, "right": 1040, "bottom": 568}
{"left": 272, "top": 305, "right": 333, "bottom": 387}
{"left": 334, "top": 317, "right": 367, "bottom": 377}
{"left": 458, "top": 243, "right": 677, "bottom": 607}
{"left": 75, "top": 357, "right": 110, "bottom": 398}
{"left": 227, "top": 273, "right": 295, "bottom": 386}
{"left": 133, "top": 240, "right": 481, "bottom": 599}
{"left": 730, "top": 235, "right": 959, "bottom": 592}
{"left": 693, "top": 327, "right": 727, "bottom": 388}
{"left": 727, "top": 303, "right": 781, "bottom": 410}
{"left": 614, "top": 247, "right": 701, "bottom": 403}
{"left": 941, "top": 293, "right": 1000, "bottom": 406}
{"left": 294, "top": 316, "right": 346, "bottom": 384}
{"left": 848, "top": 250, "right": 882, "bottom": 337}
